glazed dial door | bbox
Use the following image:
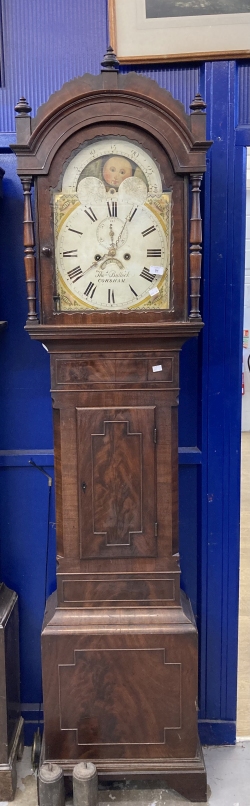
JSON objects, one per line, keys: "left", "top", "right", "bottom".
{"left": 54, "top": 137, "right": 171, "bottom": 312}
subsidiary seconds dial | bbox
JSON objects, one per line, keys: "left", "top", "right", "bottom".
{"left": 56, "top": 198, "right": 168, "bottom": 311}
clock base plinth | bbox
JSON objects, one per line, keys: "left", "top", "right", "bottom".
{"left": 41, "top": 592, "right": 207, "bottom": 803}
{"left": 0, "top": 583, "right": 24, "bottom": 801}
{"left": 0, "top": 717, "right": 24, "bottom": 802}
{"left": 39, "top": 737, "right": 207, "bottom": 803}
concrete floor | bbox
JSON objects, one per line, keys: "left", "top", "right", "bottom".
{"left": 2, "top": 743, "right": 249, "bottom": 806}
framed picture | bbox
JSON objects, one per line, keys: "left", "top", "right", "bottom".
{"left": 108, "top": 0, "right": 250, "bottom": 63}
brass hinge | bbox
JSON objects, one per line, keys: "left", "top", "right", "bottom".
{"left": 154, "top": 427, "right": 157, "bottom": 444}
{"left": 155, "top": 522, "right": 158, "bottom": 537}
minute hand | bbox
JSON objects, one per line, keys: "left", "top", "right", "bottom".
{"left": 115, "top": 206, "right": 136, "bottom": 249}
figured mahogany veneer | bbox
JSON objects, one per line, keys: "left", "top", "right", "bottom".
{"left": 13, "top": 55, "right": 211, "bottom": 801}
{"left": 77, "top": 406, "right": 156, "bottom": 558}
{"left": 40, "top": 337, "right": 207, "bottom": 800}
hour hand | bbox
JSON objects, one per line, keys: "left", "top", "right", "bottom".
{"left": 67, "top": 261, "right": 98, "bottom": 285}
{"left": 84, "top": 254, "right": 110, "bottom": 273}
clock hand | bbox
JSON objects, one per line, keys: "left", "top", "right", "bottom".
{"left": 109, "top": 222, "right": 115, "bottom": 247}
{"left": 83, "top": 252, "right": 114, "bottom": 274}
{"left": 98, "top": 250, "right": 117, "bottom": 265}
{"left": 74, "top": 250, "right": 124, "bottom": 281}
{"left": 79, "top": 253, "right": 121, "bottom": 277}
{"left": 107, "top": 223, "right": 117, "bottom": 256}
{"left": 115, "top": 205, "right": 135, "bottom": 249}
{"left": 80, "top": 259, "right": 103, "bottom": 277}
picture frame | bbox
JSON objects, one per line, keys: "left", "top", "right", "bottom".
{"left": 108, "top": 0, "right": 250, "bottom": 63}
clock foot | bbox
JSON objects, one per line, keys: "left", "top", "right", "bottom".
{"left": 95, "top": 748, "right": 207, "bottom": 802}
{"left": 39, "top": 740, "right": 206, "bottom": 803}
{"left": 0, "top": 583, "right": 24, "bottom": 801}
{"left": 0, "top": 717, "right": 24, "bottom": 802}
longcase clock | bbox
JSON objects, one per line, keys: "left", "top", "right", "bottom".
{"left": 12, "top": 48, "right": 211, "bottom": 802}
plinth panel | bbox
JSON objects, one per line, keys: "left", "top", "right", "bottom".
{"left": 42, "top": 612, "right": 198, "bottom": 763}
{"left": 59, "top": 648, "right": 181, "bottom": 745}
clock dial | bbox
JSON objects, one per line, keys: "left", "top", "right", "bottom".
{"left": 55, "top": 197, "right": 170, "bottom": 311}
{"left": 54, "top": 137, "right": 171, "bottom": 311}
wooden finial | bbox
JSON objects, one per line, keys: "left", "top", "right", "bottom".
{"left": 101, "top": 45, "right": 119, "bottom": 72}
{"left": 190, "top": 93, "right": 206, "bottom": 114}
{"left": 15, "top": 97, "right": 32, "bottom": 115}
{"left": 15, "top": 98, "right": 32, "bottom": 143}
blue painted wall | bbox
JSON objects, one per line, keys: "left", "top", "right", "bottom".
{"left": 0, "top": 0, "right": 249, "bottom": 744}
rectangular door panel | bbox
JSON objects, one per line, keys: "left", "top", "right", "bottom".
{"left": 77, "top": 407, "right": 156, "bottom": 559}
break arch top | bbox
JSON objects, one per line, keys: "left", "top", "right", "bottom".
{"left": 13, "top": 70, "right": 210, "bottom": 177}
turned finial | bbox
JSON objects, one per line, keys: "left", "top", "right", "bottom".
{"left": 15, "top": 97, "right": 32, "bottom": 115}
{"left": 101, "top": 45, "right": 120, "bottom": 73}
{"left": 190, "top": 93, "right": 206, "bottom": 114}
{"left": 14, "top": 98, "right": 32, "bottom": 143}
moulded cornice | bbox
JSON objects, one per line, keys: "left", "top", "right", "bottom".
{"left": 12, "top": 70, "right": 210, "bottom": 175}
{"left": 31, "top": 71, "right": 191, "bottom": 136}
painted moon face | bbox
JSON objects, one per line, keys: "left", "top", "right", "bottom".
{"left": 62, "top": 138, "right": 163, "bottom": 198}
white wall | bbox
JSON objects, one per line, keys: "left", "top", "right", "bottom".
{"left": 242, "top": 148, "right": 250, "bottom": 431}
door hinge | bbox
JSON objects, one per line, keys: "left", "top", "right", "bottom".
{"left": 154, "top": 427, "right": 157, "bottom": 444}
{"left": 155, "top": 522, "right": 158, "bottom": 537}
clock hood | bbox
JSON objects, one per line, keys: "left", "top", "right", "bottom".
{"left": 11, "top": 48, "right": 211, "bottom": 178}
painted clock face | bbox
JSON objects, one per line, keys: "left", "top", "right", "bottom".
{"left": 54, "top": 138, "right": 171, "bottom": 311}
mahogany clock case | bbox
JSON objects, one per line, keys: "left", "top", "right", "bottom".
{"left": 12, "top": 62, "right": 211, "bottom": 802}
